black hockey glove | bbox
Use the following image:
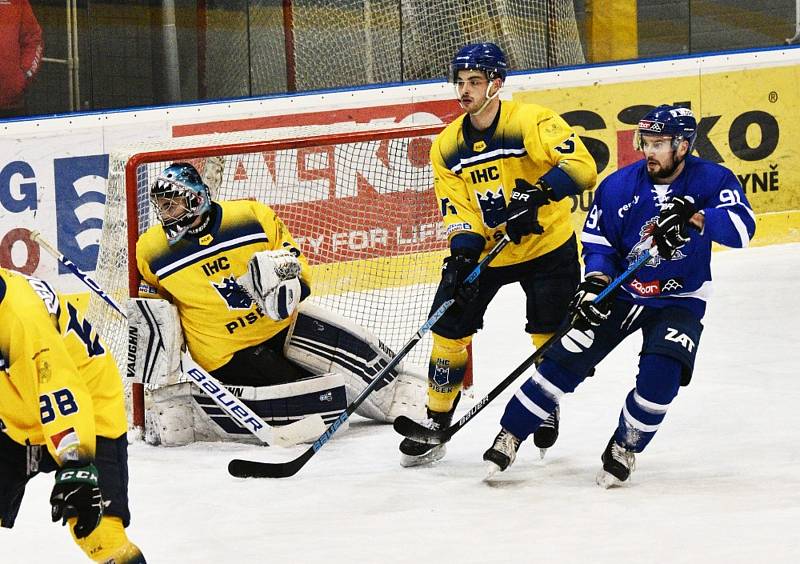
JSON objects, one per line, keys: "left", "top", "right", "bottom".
{"left": 50, "top": 462, "right": 104, "bottom": 539}
{"left": 569, "top": 275, "right": 613, "bottom": 327}
{"left": 652, "top": 196, "right": 697, "bottom": 259}
{"left": 505, "top": 178, "right": 552, "bottom": 244}
{"left": 439, "top": 252, "right": 480, "bottom": 307}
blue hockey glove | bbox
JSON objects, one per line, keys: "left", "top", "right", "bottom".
{"left": 50, "top": 462, "right": 104, "bottom": 539}
{"left": 653, "top": 196, "right": 697, "bottom": 259}
{"left": 505, "top": 178, "right": 551, "bottom": 244}
{"left": 569, "top": 275, "right": 613, "bottom": 327}
{"left": 439, "top": 252, "right": 480, "bottom": 307}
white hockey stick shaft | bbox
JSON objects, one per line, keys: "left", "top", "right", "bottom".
{"left": 30, "top": 231, "right": 325, "bottom": 446}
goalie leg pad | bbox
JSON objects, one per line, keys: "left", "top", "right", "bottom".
{"left": 285, "top": 302, "right": 426, "bottom": 422}
{"left": 127, "top": 298, "right": 184, "bottom": 387}
{"left": 148, "top": 375, "right": 348, "bottom": 446}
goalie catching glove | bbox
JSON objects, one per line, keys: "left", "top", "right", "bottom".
{"left": 238, "top": 249, "right": 303, "bottom": 321}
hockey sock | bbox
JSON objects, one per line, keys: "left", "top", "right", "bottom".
{"left": 73, "top": 516, "right": 145, "bottom": 563}
{"left": 427, "top": 334, "right": 470, "bottom": 413}
{"left": 500, "top": 357, "right": 584, "bottom": 440}
{"left": 614, "top": 353, "right": 682, "bottom": 452}
{"left": 530, "top": 332, "right": 553, "bottom": 350}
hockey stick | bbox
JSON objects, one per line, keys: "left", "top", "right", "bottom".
{"left": 393, "top": 246, "right": 659, "bottom": 445}
{"left": 227, "top": 235, "right": 511, "bottom": 478}
{"left": 30, "top": 231, "right": 326, "bottom": 447}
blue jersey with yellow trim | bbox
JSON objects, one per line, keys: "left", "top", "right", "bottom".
{"left": 431, "top": 99, "right": 597, "bottom": 266}
{"left": 0, "top": 268, "right": 127, "bottom": 464}
{"left": 581, "top": 155, "right": 756, "bottom": 317}
{"left": 136, "top": 199, "right": 311, "bottom": 371}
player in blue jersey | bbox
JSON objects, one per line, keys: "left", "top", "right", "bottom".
{"left": 398, "top": 43, "right": 597, "bottom": 466}
{"left": 482, "top": 104, "right": 756, "bottom": 486}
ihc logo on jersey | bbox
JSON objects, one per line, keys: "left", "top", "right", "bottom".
{"left": 476, "top": 188, "right": 507, "bottom": 228}
{"left": 211, "top": 276, "right": 252, "bottom": 309}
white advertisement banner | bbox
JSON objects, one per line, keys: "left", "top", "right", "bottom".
{"left": 1, "top": 47, "right": 798, "bottom": 293}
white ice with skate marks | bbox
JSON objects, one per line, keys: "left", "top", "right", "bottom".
{"left": 4, "top": 244, "right": 800, "bottom": 563}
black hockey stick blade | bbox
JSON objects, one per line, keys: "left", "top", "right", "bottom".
{"left": 229, "top": 448, "right": 313, "bottom": 479}
{"left": 392, "top": 415, "right": 451, "bottom": 445}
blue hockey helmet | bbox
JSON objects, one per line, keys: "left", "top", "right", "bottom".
{"left": 449, "top": 42, "right": 508, "bottom": 83}
{"left": 150, "top": 162, "right": 211, "bottom": 245}
{"left": 636, "top": 104, "right": 698, "bottom": 153}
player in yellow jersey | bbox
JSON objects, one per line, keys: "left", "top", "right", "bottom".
{"left": 133, "top": 163, "right": 425, "bottom": 445}
{"left": 399, "top": 43, "right": 597, "bottom": 466}
{"left": 0, "top": 268, "right": 145, "bottom": 563}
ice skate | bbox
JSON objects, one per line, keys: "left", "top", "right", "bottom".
{"left": 596, "top": 436, "right": 636, "bottom": 488}
{"left": 533, "top": 405, "right": 559, "bottom": 459}
{"left": 482, "top": 428, "right": 521, "bottom": 478}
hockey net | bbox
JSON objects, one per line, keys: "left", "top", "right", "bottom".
{"left": 89, "top": 122, "right": 454, "bottom": 430}
{"left": 202, "top": 0, "right": 585, "bottom": 96}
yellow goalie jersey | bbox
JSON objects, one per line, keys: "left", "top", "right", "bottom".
{"left": 136, "top": 199, "right": 311, "bottom": 372}
{"left": 0, "top": 268, "right": 127, "bottom": 464}
{"left": 432, "top": 99, "right": 597, "bottom": 266}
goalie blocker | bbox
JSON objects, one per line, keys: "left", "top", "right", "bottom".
{"left": 128, "top": 299, "right": 426, "bottom": 446}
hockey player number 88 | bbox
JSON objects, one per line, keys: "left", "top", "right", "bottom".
{"left": 39, "top": 389, "right": 79, "bottom": 423}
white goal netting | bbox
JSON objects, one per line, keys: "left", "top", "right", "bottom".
{"left": 203, "top": 0, "right": 585, "bottom": 95}
{"left": 88, "top": 122, "right": 448, "bottom": 428}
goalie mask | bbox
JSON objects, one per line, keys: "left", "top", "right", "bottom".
{"left": 634, "top": 105, "right": 698, "bottom": 154}
{"left": 150, "top": 163, "right": 211, "bottom": 245}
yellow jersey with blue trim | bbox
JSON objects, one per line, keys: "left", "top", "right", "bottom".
{"left": 0, "top": 268, "right": 127, "bottom": 464}
{"left": 136, "top": 199, "right": 311, "bottom": 372}
{"left": 431, "top": 99, "right": 597, "bottom": 266}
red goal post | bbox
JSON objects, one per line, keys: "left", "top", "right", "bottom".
{"left": 89, "top": 122, "right": 474, "bottom": 432}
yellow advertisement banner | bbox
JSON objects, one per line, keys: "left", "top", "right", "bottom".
{"left": 514, "top": 63, "right": 800, "bottom": 244}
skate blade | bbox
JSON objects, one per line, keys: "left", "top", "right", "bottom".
{"left": 595, "top": 469, "right": 625, "bottom": 489}
{"left": 483, "top": 460, "right": 503, "bottom": 480}
{"left": 399, "top": 445, "right": 446, "bottom": 468}
{"left": 538, "top": 448, "right": 547, "bottom": 460}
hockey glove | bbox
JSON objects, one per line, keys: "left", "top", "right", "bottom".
{"left": 50, "top": 462, "right": 104, "bottom": 539}
{"left": 440, "top": 252, "right": 480, "bottom": 307}
{"left": 505, "top": 178, "right": 552, "bottom": 244}
{"left": 569, "top": 275, "right": 613, "bottom": 327}
{"left": 652, "top": 196, "right": 697, "bottom": 259}
{"left": 238, "top": 249, "right": 303, "bottom": 321}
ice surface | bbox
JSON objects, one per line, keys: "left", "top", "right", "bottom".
{"left": 3, "top": 244, "right": 799, "bottom": 563}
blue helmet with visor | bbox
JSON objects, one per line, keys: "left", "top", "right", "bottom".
{"left": 635, "top": 104, "right": 698, "bottom": 153}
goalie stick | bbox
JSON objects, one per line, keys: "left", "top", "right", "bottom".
{"left": 227, "top": 235, "right": 511, "bottom": 478}
{"left": 30, "top": 231, "right": 326, "bottom": 447}
{"left": 393, "top": 246, "right": 659, "bottom": 445}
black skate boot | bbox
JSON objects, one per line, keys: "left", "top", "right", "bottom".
{"left": 482, "top": 428, "right": 522, "bottom": 478}
{"left": 596, "top": 436, "right": 636, "bottom": 488}
{"left": 399, "top": 406, "right": 456, "bottom": 467}
{"left": 533, "top": 405, "right": 560, "bottom": 459}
